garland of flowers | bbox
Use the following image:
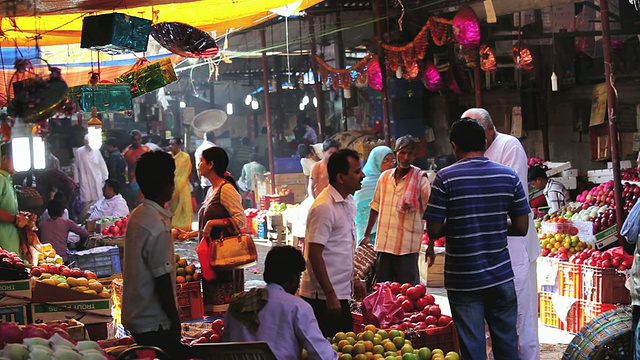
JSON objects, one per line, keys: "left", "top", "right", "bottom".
{"left": 314, "top": 52, "right": 375, "bottom": 90}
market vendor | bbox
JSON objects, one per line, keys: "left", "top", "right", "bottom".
{"left": 528, "top": 165, "right": 569, "bottom": 213}
{"left": 87, "top": 179, "right": 130, "bottom": 221}
{"left": 39, "top": 199, "right": 89, "bottom": 262}
{"left": 0, "top": 143, "right": 29, "bottom": 254}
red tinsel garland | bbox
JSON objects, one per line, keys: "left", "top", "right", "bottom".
{"left": 314, "top": 53, "right": 375, "bottom": 90}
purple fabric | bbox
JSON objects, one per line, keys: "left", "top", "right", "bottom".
{"left": 39, "top": 218, "right": 89, "bottom": 261}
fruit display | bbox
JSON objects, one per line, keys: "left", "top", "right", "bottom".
{"left": 0, "top": 249, "right": 28, "bottom": 280}
{"left": 30, "top": 264, "right": 111, "bottom": 298}
{"left": 267, "top": 202, "right": 297, "bottom": 215}
{"left": 569, "top": 248, "right": 632, "bottom": 270}
{"left": 421, "top": 233, "right": 445, "bottom": 247}
{"left": 538, "top": 203, "right": 583, "bottom": 222}
{"left": 570, "top": 205, "right": 607, "bottom": 222}
{"left": 576, "top": 181, "right": 640, "bottom": 211}
{"left": 328, "top": 326, "right": 458, "bottom": 360}
{"left": 527, "top": 157, "right": 545, "bottom": 168}
{"left": 539, "top": 233, "right": 591, "bottom": 258}
{"left": 99, "top": 216, "right": 128, "bottom": 237}
{"left": 622, "top": 167, "right": 640, "bottom": 182}
{"left": 183, "top": 319, "right": 225, "bottom": 345}
{"left": 34, "top": 243, "right": 64, "bottom": 265}
{"left": 383, "top": 283, "right": 453, "bottom": 332}
{"left": 175, "top": 255, "right": 201, "bottom": 284}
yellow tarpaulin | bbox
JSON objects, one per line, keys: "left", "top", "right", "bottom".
{"left": 0, "top": 0, "right": 322, "bottom": 47}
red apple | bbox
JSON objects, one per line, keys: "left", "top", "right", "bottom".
{"left": 400, "top": 283, "right": 412, "bottom": 296}
{"left": 401, "top": 300, "right": 414, "bottom": 312}
{"left": 437, "top": 315, "right": 452, "bottom": 327}
{"left": 414, "top": 284, "right": 427, "bottom": 298}
{"left": 414, "top": 298, "right": 428, "bottom": 310}
{"left": 424, "top": 294, "right": 435, "bottom": 305}
{"left": 389, "top": 282, "right": 402, "bottom": 295}
{"left": 428, "top": 305, "right": 441, "bottom": 317}
{"left": 424, "top": 315, "right": 438, "bottom": 325}
{"left": 406, "top": 287, "right": 421, "bottom": 301}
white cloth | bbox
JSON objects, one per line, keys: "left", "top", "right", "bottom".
{"left": 223, "top": 283, "right": 338, "bottom": 360}
{"left": 145, "top": 142, "right": 160, "bottom": 151}
{"left": 301, "top": 158, "right": 317, "bottom": 177}
{"left": 87, "top": 194, "right": 130, "bottom": 220}
{"left": 195, "top": 140, "right": 216, "bottom": 188}
{"left": 40, "top": 209, "right": 69, "bottom": 222}
{"left": 73, "top": 146, "right": 108, "bottom": 204}
{"left": 300, "top": 185, "right": 356, "bottom": 300}
{"left": 484, "top": 131, "right": 540, "bottom": 360}
{"left": 122, "top": 199, "right": 176, "bottom": 334}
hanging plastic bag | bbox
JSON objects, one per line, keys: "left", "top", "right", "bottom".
{"left": 362, "top": 283, "right": 405, "bottom": 327}
{"left": 196, "top": 236, "right": 217, "bottom": 281}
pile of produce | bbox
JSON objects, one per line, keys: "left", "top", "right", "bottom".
{"left": 183, "top": 319, "right": 224, "bottom": 345}
{"left": 576, "top": 181, "right": 640, "bottom": 213}
{"left": 622, "top": 168, "right": 640, "bottom": 182}
{"left": 34, "top": 244, "right": 63, "bottom": 265}
{"left": 267, "top": 202, "right": 297, "bottom": 215}
{"left": 385, "top": 283, "right": 452, "bottom": 332}
{"left": 98, "top": 217, "right": 128, "bottom": 237}
{"left": 328, "top": 326, "right": 458, "bottom": 360}
{"left": 0, "top": 250, "right": 28, "bottom": 280}
{"left": 568, "top": 248, "right": 632, "bottom": 270}
{"left": 539, "top": 233, "right": 591, "bottom": 258}
{"left": 31, "top": 264, "right": 110, "bottom": 298}
{"left": 175, "top": 255, "right": 200, "bottom": 284}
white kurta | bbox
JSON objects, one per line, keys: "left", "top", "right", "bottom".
{"left": 73, "top": 146, "right": 108, "bottom": 204}
{"left": 87, "top": 194, "right": 130, "bottom": 220}
{"left": 484, "top": 131, "right": 540, "bottom": 360}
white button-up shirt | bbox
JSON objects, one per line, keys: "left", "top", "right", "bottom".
{"left": 223, "top": 283, "right": 338, "bottom": 360}
{"left": 122, "top": 199, "right": 176, "bottom": 334}
{"left": 301, "top": 185, "right": 356, "bottom": 300}
{"left": 87, "top": 194, "right": 130, "bottom": 221}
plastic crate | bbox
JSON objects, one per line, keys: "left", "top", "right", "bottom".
{"left": 257, "top": 220, "right": 267, "bottom": 239}
{"left": 580, "top": 265, "right": 629, "bottom": 304}
{"left": 573, "top": 221, "right": 595, "bottom": 236}
{"left": 558, "top": 262, "right": 582, "bottom": 299}
{"left": 68, "top": 246, "right": 121, "bottom": 277}
{"left": 540, "top": 221, "right": 574, "bottom": 234}
{"left": 177, "top": 281, "right": 204, "bottom": 321}
{"left": 351, "top": 312, "right": 365, "bottom": 333}
{"left": 273, "top": 156, "right": 303, "bottom": 174}
{"left": 259, "top": 193, "right": 295, "bottom": 210}
{"left": 407, "top": 321, "right": 460, "bottom": 354}
{"left": 538, "top": 291, "right": 580, "bottom": 332}
{"left": 579, "top": 301, "right": 617, "bottom": 330}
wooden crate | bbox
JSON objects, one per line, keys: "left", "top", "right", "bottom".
{"left": 419, "top": 248, "right": 444, "bottom": 287}
{"left": 255, "top": 173, "right": 308, "bottom": 204}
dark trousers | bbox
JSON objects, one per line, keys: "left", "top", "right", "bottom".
{"left": 632, "top": 305, "right": 640, "bottom": 356}
{"left": 131, "top": 326, "right": 192, "bottom": 360}
{"left": 448, "top": 281, "right": 519, "bottom": 360}
{"left": 302, "top": 296, "right": 353, "bottom": 338}
{"left": 375, "top": 252, "right": 420, "bottom": 284}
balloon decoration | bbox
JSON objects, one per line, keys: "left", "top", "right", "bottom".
{"left": 453, "top": 7, "right": 481, "bottom": 49}
{"left": 512, "top": 42, "right": 534, "bottom": 71}
{"left": 367, "top": 57, "right": 383, "bottom": 91}
{"left": 479, "top": 44, "right": 497, "bottom": 72}
{"left": 314, "top": 53, "right": 375, "bottom": 90}
{"left": 422, "top": 61, "right": 444, "bottom": 92}
{"left": 151, "top": 22, "right": 219, "bottom": 58}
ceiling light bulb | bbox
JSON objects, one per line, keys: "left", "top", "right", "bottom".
{"left": 251, "top": 100, "right": 259, "bottom": 110}
{"left": 245, "top": 95, "right": 252, "bottom": 106}
{"left": 226, "top": 102, "right": 234, "bottom": 115}
{"left": 313, "top": 97, "right": 318, "bottom": 107}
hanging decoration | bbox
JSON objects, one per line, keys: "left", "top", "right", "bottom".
{"left": 512, "top": 42, "right": 534, "bottom": 71}
{"left": 314, "top": 53, "right": 375, "bottom": 90}
{"left": 150, "top": 22, "right": 219, "bottom": 58}
{"left": 452, "top": 7, "right": 481, "bottom": 49}
{"left": 0, "top": 114, "right": 14, "bottom": 142}
{"left": 479, "top": 44, "right": 497, "bottom": 72}
{"left": 422, "top": 61, "right": 444, "bottom": 92}
{"left": 367, "top": 57, "right": 383, "bottom": 91}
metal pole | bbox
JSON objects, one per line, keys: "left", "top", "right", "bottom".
{"left": 600, "top": 0, "right": 625, "bottom": 240}
{"left": 261, "top": 27, "right": 276, "bottom": 194}
{"left": 373, "top": 0, "right": 391, "bottom": 146}
{"left": 334, "top": 0, "right": 348, "bottom": 131}
{"left": 308, "top": 16, "right": 325, "bottom": 141}
{"left": 474, "top": 61, "right": 483, "bottom": 107}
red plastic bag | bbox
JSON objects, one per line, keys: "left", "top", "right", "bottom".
{"left": 604, "top": 246, "right": 633, "bottom": 264}
{"left": 195, "top": 236, "right": 217, "bottom": 281}
{"left": 362, "top": 283, "right": 405, "bottom": 327}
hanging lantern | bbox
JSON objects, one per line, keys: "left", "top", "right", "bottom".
{"left": 367, "top": 58, "right": 383, "bottom": 91}
{"left": 150, "top": 22, "right": 219, "bottom": 58}
{"left": 512, "top": 42, "right": 534, "bottom": 71}
{"left": 402, "top": 61, "right": 420, "bottom": 80}
{"left": 422, "top": 62, "right": 444, "bottom": 92}
{"left": 453, "top": 7, "right": 481, "bottom": 49}
{"left": 354, "top": 74, "right": 368, "bottom": 88}
{"left": 479, "top": 44, "right": 497, "bottom": 72}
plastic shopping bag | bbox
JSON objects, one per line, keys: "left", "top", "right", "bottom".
{"left": 195, "top": 236, "right": 217, "bottom": 281}
{"left": 362, "top": 283, "right": 405, "bottom": 327}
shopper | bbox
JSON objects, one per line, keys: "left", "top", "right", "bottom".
{"left": 105, "top": 137, "right": 127, "bottom": 197}
{"left": 308, "top": 139, "right": 340, "bottom": 199}
{"left": 168, "top": 137, "right": 193, "bottom": 230}
{"left": 197, "top": 147, "right": 247, "bottom": 316}
{"left": 300, "top": 149, "right": 366, "bottom": 337}
{"left": 239, "top": 154, "right": 266, "bottom": 192}
{"left": 528, "top": 165, "right": 570, "bottom": 213}
{"left": 298, "top": 144, "right": 320, "bottom": 177}
{"left": 423, "top": 118, "right": 530, "bottom": 360}
{"left": 462, "top": 107, "right": 541, "bottom": 360}
{"left": 146, "top": 135, "right": 163, "bottom": 152}
{"left": 74, "top": 134, "right": 109, "bottom": 207}
{"left": 0, "top": 143, "right": 29, "bottom": 254}
{"left": 39, "top": 199, "right": 88, "bottom": 262}
{"left": 354, "top": 145, "right": 393, "bottom": 245}
{"left": 87, "top": 180, "right": 130, "bottom": 221}
{"left": 122, "top": 151, "right": 185, "bottom": 359}
{"left": 224, "top": 246, "right": 337, "bottom": 360}
{"left": 123, "top": 130, "right": 150, "bottom": 206}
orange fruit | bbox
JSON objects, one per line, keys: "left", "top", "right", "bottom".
{"left": 176, "top": 276, "right": 186, "bottom": 284}
{"left": 363, "top": 341, "right": 374, "bottom": 352}
{"left": 364, "top": 324, "right": 378, "bottom": 332}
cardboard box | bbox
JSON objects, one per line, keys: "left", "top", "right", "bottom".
{"left": 608, "top": 160, "right": 632, "bottom": 170}
{"left": 587, "top": 169, "right": 614, "bottom": 184}
{"left": 554, "top": 176, "right": 577, "bottom": 190}
{"left": 30, "top": 299, "right": 112, "bottom": 324}
{"left": 545, "top": 162, "right": 572, "bottom": 177}
{"left": 0, "top": 305, "right": 30, "bottom": 324}
{"left": 31, "top": 280, "right": 105, "bottom": 303}
{"left": 0, "top": 279, "right": 32, "bottom": 305}
{"left": 562, "top": 169, "right": 578, "bottom": 177}
{"left": 594, "top": 225, "right": 618, "bottom": 250}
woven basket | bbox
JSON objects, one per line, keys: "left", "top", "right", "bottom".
{"left": 563, "top": 306, "right": 633, "bottom": 360}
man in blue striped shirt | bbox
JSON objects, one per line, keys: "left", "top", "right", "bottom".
{"left": 423, "top": 118, "right": 530, "bottom": 360}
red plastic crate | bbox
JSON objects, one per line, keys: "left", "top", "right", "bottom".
{"left": 580, "top": 265, "right": 629, "bottom": 304}
{"left": 407, "top": 321, "right": 460, "bottom": 354}
{"left": 538, "top": 291, "right": 580, "bottom": 332}
{"left": 177, "top": 281, "right": 204, "bottom": 321}
{"left": 579, "top": 301, "right": 617, "bottom": 330}
{"left": 558, "top": 262, "right": 582, "bottom": 299}
{"left": 351, "top": 312, "right": 364, "bottom": 334}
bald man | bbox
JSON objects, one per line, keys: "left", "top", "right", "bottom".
{"left": 461, "top": 108, "right": 540, "bottom": 360}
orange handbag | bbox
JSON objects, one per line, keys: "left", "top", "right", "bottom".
{"left": 209, "top": 220, "right": 258, "bottom": 270}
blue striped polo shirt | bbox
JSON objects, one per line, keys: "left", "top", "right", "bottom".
{"left": 423, "top": 157, "right": 531, "bottom": 291}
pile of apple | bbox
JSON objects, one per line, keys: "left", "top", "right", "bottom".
{"left": 385, "top": 282, "right": 453, "bottom": 332}
{"left": 100, "top": 217, "right": 128, "bottom": 237}
{"left": 184, "top": 319, "right": 224, "bottom": 345}
{"left": 527, "top": 157, "right": 546, "bottom": 168}
{"left": 31, "top": 264, "right": 111, "bottom": 298}
{"left": 0, "top": 249, "right": 28, "bottom": 280}
{"left": 539, "top": 232, "right": 591, "bottom": 258}
{"left": 577, "top": 180, "right": 640, "bottom": 212}
{"left": 569, "top": 248, "right": 632, "bottom": 270}
{"left": 622, "top": 168, "right": 640, "bottom": 182}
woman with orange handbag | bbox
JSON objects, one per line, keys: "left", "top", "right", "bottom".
{"left": 196, "top": 147, "right": 247, "bottom": 316}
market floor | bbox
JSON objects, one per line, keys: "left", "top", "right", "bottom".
{"left": 177, "top": 239, "right": 575, "bottom": 358}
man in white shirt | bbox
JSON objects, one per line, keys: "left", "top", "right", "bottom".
{"left": 224, "top": 246, "right": 337, "bottom": 360}
{"left": 194, "top": 131, "right": 216, "bottom": 191}
{"left": 73, "top": 134, "right": 109, "bottom": 206}
{"left": 462, "top": 108, "right": 540, "bottom": 360}
{"left": 122, "top": 151, "right": 186, "bottom": 359}
{"left": 300, "top": 149, "right": 366, "bottom": 337}
{"left": 145, "top": 135, "right": 163, "bottom": 152}
{"left": 87, "top": 179, "right": 130, "bottom": 221}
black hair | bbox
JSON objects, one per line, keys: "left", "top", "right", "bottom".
{"left": 129, "top": 129, "right": 142, "bottom": 138}
{"left": 0, "top": 142, "right": 11, "bottom": 158}
{"left": 250, "top": 153, "right": 261, "bottom": 162}
{"left": 528, "top": 166, "right": 548, "bottom": 182}
{"left": 47, "top": 199, "right": 64, "bottom": 218}
{"left": 202, "top": 147, "right": 239, "bottom": 191}
{"left": 170, "top": 137, "right": 182, "bottom": 146}
{"left": 53, "top": 191, "right": 67, "bottom": 203}
{"left": 328, "top": 149, "right": 360, "bottom": 184}
{"left": 297, "top": 144, "right": 311, "bottom": 157}
{"left": 322, "top": 138, "right": 340, "bottom": 152}
{"left": 205, "top": 131, "right": 216, "bottom": 142}
{"left": 450, "top": 117, "right": 486, "bottom": 153}
{"left": 135, "top": 151, "right": 176, "bottom": 200}
{"left": 150, "top": 135, "right": 162, "bottom": 144}
{"left": 106, "top": 137, "right": 118, "bottom": 147}
{"left": 104, "top": 179, "right": 120, "bottom": 194}
{"left": 263, "top": 246, "right": 305, "bottom": 285}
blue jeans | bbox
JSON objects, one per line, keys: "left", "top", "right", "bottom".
{"left": 448, "top": 281, "right": 519, "bottom": 360}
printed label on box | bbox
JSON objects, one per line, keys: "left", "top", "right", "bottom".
{"left": 594, "top": 225, "right": 618, "bottom": 250}
{"left": 0, "top": 279, "right": 32, "bottom": 305}
{"left": 31, "top": 300, "right": 111, "bottom": 324}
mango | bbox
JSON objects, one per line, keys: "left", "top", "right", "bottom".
{"left": 57, "top": 283, "right": 70, "bottom": 289}
{"left": 98, "top": 291, "right": 111, "bottom": 299}
{"left": 41, "top": 278, "right": 56, "bottom": 286}
{"left": 83, "top": 290, "right": 98, "bottom": 295}
{"left": 66, "top": 277, "right": 78, "bottom": 287}
{"left": 76, "top": 277, "right": 89, "bottom": 286}
{"left": 88, "top": 283, "right": 103, "bottom": 293}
